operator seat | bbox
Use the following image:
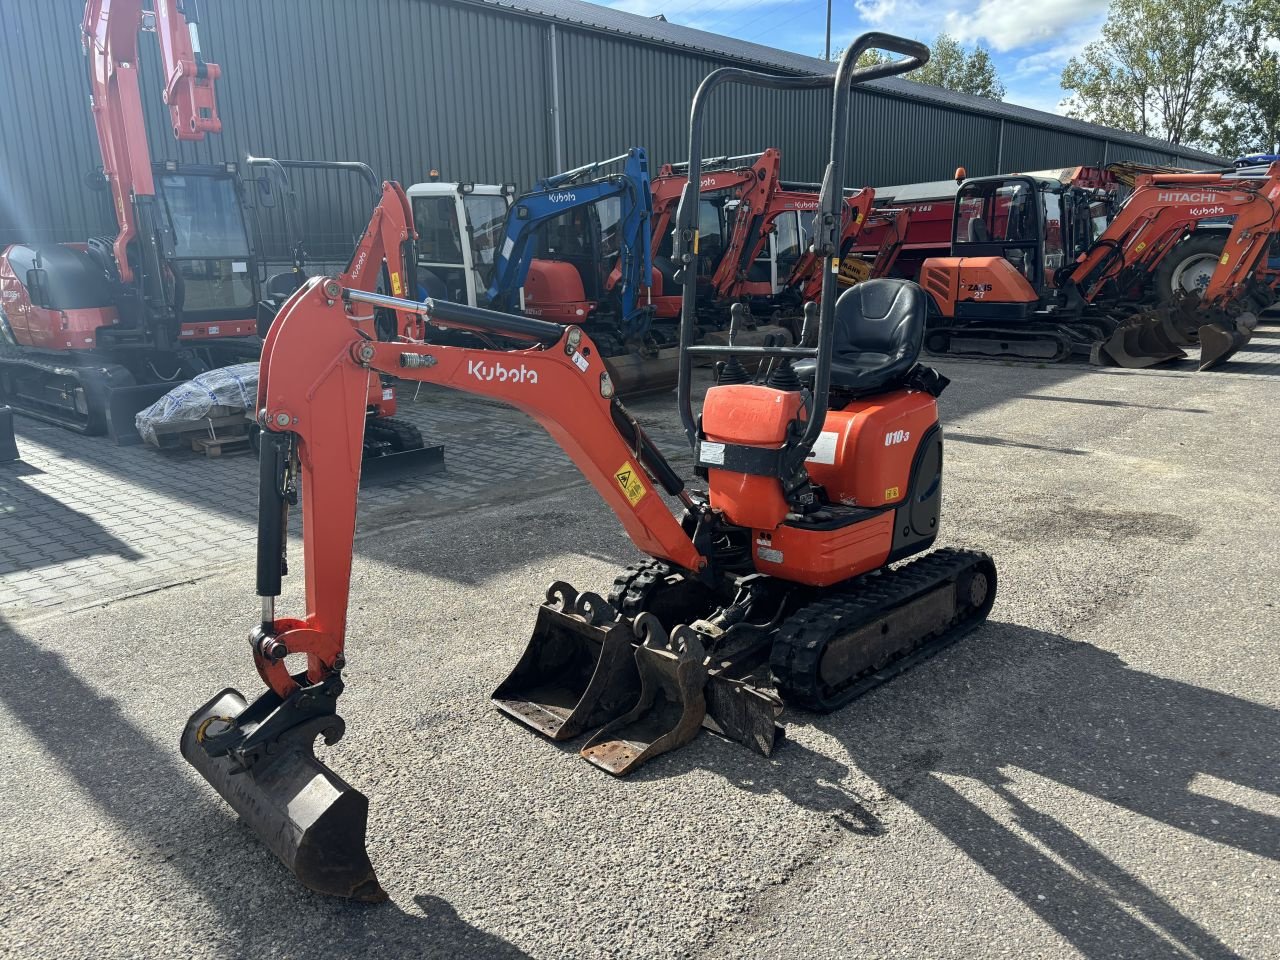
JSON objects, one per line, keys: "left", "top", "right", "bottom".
{"left": 794, "top": 278, "right": 925, "bottom": 396}
{"left": 967, "top": 217, "right": 991, "bottom": 242}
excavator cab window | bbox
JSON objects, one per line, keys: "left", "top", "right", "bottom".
{"left": 156, "top": 171, "right": 255, "bottom": 318}
{"left": 414, "top": 195, "right": 469, "bottom": 301}
{"left": 461, "top": 194, "right": 508, "bottom": 276}
{"left": 953, "top": 177, "right": 1046, "bottom": 292}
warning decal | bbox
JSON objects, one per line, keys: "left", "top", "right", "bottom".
{"left": 615, "top": 461, "right": 648, "bottom": 506}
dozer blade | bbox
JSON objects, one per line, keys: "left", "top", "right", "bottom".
{"left": 603, "top": 348, "right": 682, "bottom": 398}
{"left": 1197, "top": 318, "right": 1252, "bottom": 371}
{"left": 580, "top": 621, "right": 709, "bottom": 776}
{"left": 1091, "top": 319, "right": 1186, "bottom": 368}
{"left": 359, "top": 441, "right": 446, "bottom": 486}
{"left": 492, "top": 583, "right": 641, "bottom": 740}
{"left": 181, "top": 687, "right": 386, "bottom": 902}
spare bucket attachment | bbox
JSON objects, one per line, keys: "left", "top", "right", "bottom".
{"left": 703, "top": 669, "right": 784, "bottom": 757}
{"left": 580, "top": 619, "right": 709, "bottom": 776}
{"left": 1197, "top": 316, "right": 1253, "bottom": 371}
{"left": 181, "top": 676, "right": 386, "bottom": 902}
{"left": 492, "top": 583, "right": 641, "bottom": 740}
{"left": 1091, "top": 317, "right": 1186, "bottom": 368}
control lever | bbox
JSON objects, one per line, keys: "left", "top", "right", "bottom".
{"left": 717, "top": 304, "right": 750, "bottom": 385}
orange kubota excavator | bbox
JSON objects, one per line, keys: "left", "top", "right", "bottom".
{"left": 183, "top": 33, "right": 996, "bottom": 902}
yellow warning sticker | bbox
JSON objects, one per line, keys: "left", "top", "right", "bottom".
{"left": 615, "top": 461, "right": 648, "bottom": 506}
{"left": 884, "top": 486, "right": 901, "bottom": 500}
{"left": 390, "top": 271, "right": 404, "bottom": 296}
{"left": 1135, "top": 241, "right": 1147, "bottom": 253}
{"left": 1220, "top": 253, "right": 1230, "bottom": 265}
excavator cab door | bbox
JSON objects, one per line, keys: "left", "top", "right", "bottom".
{"left": 953, "top": 176, "right": 1048, "bottom": 296}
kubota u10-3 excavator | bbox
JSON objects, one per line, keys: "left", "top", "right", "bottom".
{"left": 182, "top": 33, "right": 996, "bottom": 902}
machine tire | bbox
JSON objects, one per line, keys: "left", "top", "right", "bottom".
{"left": 1153, "top": 233, "right": 1226, "bottom": 303}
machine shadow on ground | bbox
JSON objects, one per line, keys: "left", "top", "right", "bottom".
{"left": 0, "top": 459, "right": 142, "bottom": 574}
{"left": 808, "top": 622, "right": 1273, "bottom": 959}
{"left": 0, "top": 616, "right": 531, "bottom": 960}
{"left": 608, "top": 621, "right": 1274, "bottom": 957}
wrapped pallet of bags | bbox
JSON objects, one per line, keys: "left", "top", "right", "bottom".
{"left": 135, "top": 362, "right": 259, "bottom": 448}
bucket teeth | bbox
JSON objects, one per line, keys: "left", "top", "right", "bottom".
{"left": 181, "top": 687, "right": 385, "bottom": 902}
{"left": 580, "top": 621, "right": 709, "bottom": 776}
{"left": 492, "top": 582, "right": 641, "bottom": 740}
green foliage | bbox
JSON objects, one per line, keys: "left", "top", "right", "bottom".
{"left": 856, "top": 34, "right": 1005, "bottom": 101}
{"left": 1060, "top": 0, "right": 1278, "bottom": 153}
{"left": 1207, "top": 0, "right": 1280, "bottom": 155}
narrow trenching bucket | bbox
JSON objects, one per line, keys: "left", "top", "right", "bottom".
{"left": 182, "top": 688, "right": 386, "bottom": 902}
{"left": 492, "top": 583, "right": 642, "bottom": 741}
{"left": 1197, "top": 318, "right": 1253, "bottom": 371}
{"left": 580, "top": 621, "right": 709, "bottom": 776}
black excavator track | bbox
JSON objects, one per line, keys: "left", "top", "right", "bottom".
{"left": 363, "top": 415, "right": 425, "bottom": 454}
{"left": 770, "top": 548, "right": 997, "bottom": 712}
{"left": 0, "top": 346, "right": 146, "bottom": 435}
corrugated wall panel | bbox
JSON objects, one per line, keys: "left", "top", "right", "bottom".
{"left": 0, "top": 0, "right": 1224, "bottom": 252}
{"left": 999, "top": 122, "right": 1106, "bottom": 172}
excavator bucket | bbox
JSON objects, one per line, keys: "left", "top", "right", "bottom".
{"left": 492, "top": 583, "right": 642, "bottom": 740}
{"left": 181, "top": 686, "right": 386, "bottom": 902}
{"left": 1197, "top": 316, "right": 1254, "bottom": 371}
{"left": 579, "top": 620, "right": 708, "bottom": 776}
{"left": 1091, "top": 318, "right": 1186, "bottom": 368}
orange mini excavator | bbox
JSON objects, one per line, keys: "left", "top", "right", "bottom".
{"left": 183, "top": 33, "right": 995, "bottom": 902}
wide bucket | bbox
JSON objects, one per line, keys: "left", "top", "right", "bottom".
{"left": 492, "top": 584, "right": 641, "bottom": 741}
{"left": 1197, "top": 319, "right": 1252, "bottom": 371}
{"left": 181, "top": 688, "right": 386, "bottom": 902}
{"left": 579, "top": 623, "right": 708, "bottom": 777}
{"left": 1091, "top": 320, "right": 1186, "bottom": 368}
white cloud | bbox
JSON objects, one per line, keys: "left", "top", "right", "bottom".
{"left": 854, "top": 0, "right": 1107, "bottom": 53}
{"left": 943, "top": 0, "right": 1108, "bottom": 52}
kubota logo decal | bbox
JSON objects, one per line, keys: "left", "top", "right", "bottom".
{"left": 884, "top": 429, "right": 911, "bottom": 446}
{"left": 548, "top": 191, "right": 577, "bottom": 203}
{"left": 467, "top": 360, "right": 539, "bottom": 384}
{"left": 1189, "top": 206, "right": 1225, "bottom": 217}
{"left": 349, "top": 250, "right": 368, "bottom": 280}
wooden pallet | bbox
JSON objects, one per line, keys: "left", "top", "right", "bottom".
{"left": 190, "top": 432, "right": 250, "bottom": 457}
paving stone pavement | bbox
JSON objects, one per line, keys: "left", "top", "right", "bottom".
{"left": 0, "top": 381, "right": 691, "bottom": 620}
{"left": 1, "top": 319, "right": 1275, "bottom": 621}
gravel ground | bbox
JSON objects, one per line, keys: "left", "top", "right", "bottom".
{"left": 1, "top": 352, "right": 1277, "bottom": 960}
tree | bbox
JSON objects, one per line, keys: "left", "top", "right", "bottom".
{"left": 1207, "top": 0, "right": 1280, "bottom": 157}
{"left": 855, "top": 34, "right": 1006, "bottom": 100}
{"left": 1060, "top": 0, "right": 1242, "bottom": 146}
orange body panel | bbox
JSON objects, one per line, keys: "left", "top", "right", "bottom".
{"left": 524, "top": 260, "right": 592, "bottom": 321}
{"left": 702, "top": 384, "right": 805, "bottom": 529}
{"left": 919, "top": 256, "right": 1038, "bottom": 317}
{"left": 752, "top": 511, "right": 896, "bottom": 586}
{"left": 805, "top": 390, "right": 938, "bottom": 508}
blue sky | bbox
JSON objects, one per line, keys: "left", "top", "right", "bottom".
{"left": 606, "top": 0, "right": 1113, "bottom": 115}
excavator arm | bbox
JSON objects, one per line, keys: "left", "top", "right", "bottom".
{"left": 1068, "top": 166, "right": 1280, "bottom": 305}
{"left": 82, "top": 0, "right": 222, "bottom": 284}
{"left": 251, "top": 275, "right": 704, "bottom": 701}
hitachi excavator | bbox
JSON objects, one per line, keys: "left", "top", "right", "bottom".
{"left": 183, "top": 33, "right": 996, "bottom": 902}
{"left": 917, "top": 165, "right": 1280, "bottom": 369}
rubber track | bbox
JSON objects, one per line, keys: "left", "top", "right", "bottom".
{"left": 929, "top": 326, "right": 1073, "bottom": 363}
{"left": 770, "top": 548, "right": 994, "bottom": 712}
{"left": 365, "top": 416, "right": 424, "bottom": 452}
{"left": 0, "top": 345, "right": 133, "bottom": 434}
{"left": 607, "top": 559, "right": 673, "bottom": 616}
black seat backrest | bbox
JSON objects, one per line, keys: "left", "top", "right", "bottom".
{"left": 967, "top": 216, "right": 990, "bottom": 242}
{"left": 831, "top": 278, "right": 925, "bottom": 366}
